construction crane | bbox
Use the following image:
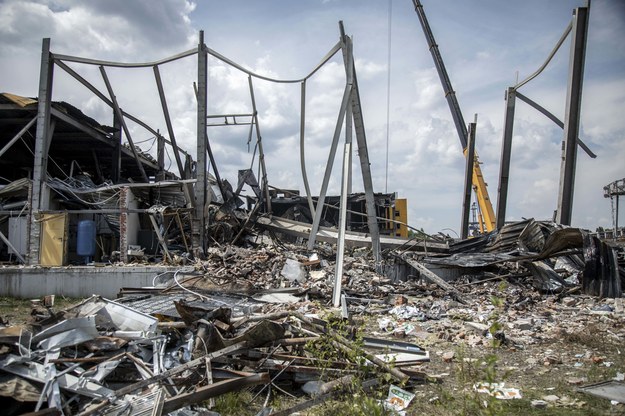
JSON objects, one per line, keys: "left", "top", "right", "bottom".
{"left": 411, "top": 0, "right": 496, "bottom": 233}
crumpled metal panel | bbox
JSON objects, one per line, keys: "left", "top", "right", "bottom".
{"left": 66, "top": 296, "right": 158, "bottom": 337}
{"left": 103, "top": 388, "right": 164, "bottom": 416}
{"left": 0, "top": 354, "right": 113, "bottom": 399}
{"left": 32, "top": 316, "right": 98, "bottom": 351}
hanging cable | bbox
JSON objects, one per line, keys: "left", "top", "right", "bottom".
{"left": 385, "top": 0, "right": 393, "bottom": 193}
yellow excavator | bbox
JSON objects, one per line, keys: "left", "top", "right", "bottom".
{"left": 411, "top": 0, "right": 496, "bottom": 233}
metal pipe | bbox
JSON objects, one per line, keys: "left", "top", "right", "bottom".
{"left": 52, "top": 48, "right": 197, "bottom": 68}
{"left": 514, "top": 20, "right": 573, "bottom": 90}
{"left": 206, "top": 42, "right": 342, "bottom": 84}
{"left": 300, "top": 80, "right": 315, "bottom": 217}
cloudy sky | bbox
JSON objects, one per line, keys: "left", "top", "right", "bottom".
{"left": 1, "top": 0, "right": 624, "bottom": 234}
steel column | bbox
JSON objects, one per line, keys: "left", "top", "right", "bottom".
{"left": 461, "top": 122, "right": 476, "bottom": 239}
{"left": 194, "top": 31, "right": 208, "bottom": 256}
{"left": 299, "top": 80, "right": 315, "bottom": 217}
{"left": 556, "top": 5, "right": 589, "bottom": 225}
{"left": 333, "top": 40, "right": 354, "bottom": 309}
{"left": 28, "top": 38, "right": 54, "bottom": 265}
{"left": 338, "top": 22, "right": 381, "bottom": 266}
{"left": 157, "top": 133, "right": 165, "bottom": 181}
{"left": 248, "top": 76, "right": 271, "bottom": 213}
{"left": 112, "top": 114, "right": 121, "bottom": 183}
{"left": 496, "top": 87, "right": 516, "bottom": 230}
{"left": 306, "top": 58, "right": 352, "bottom": 251}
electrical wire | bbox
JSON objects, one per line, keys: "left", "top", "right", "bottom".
{"left": 384, "top": 0, "right": 393, "bottom": 194}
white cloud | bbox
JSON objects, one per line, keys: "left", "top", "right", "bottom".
{"left": 1, "top": 0, "right": 623, "bottom": 236}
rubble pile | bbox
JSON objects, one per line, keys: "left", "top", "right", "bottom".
{"left": 0, "top": 218, "right": 623, "bottom": 414}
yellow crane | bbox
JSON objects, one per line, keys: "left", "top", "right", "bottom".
{"left": 411, "top": 0, "right": 496, "bottom": 233}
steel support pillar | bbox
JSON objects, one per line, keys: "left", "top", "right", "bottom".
{"left": 333, "top": 41, "right": 354, "bottom": 309}
{"left": 306, "top": 57, "right": 352, "bottom": 251}
{"left": 461, "top": 122, "right": 476, "bottom": 239}
{"left": 248, "top": 76, "right": 271, "bottom": 213}
{"left": 119, "top": 187, "right": 129, "bottom": 263}
{"left": 154, "top": 65, "right": 185, "bottom": 178}
{"left": 194, "top": 31, "right": 208, "bottom": 257}
{"left": 157, "top": 133, "right": 165, "bottom": 181}
{"left": 299, "top": 80, "right": 315, "bottom": 217}
{"left": 339, "top": 22, "right": 381, "bottom": 267}
{"left": 556, "top": 5, "right": 589, "bottom": 225}
{"left": 496, "top": 87, "right": 516, "bottom": 230}
{"left": 28, "top": 38, "right": 54, "bottom": 265}
{"left": 112, "top": 114, "right": 121, "bottom": 183}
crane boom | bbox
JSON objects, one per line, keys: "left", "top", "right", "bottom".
{"left": 411, "top": 0, "right": 496, "bottom": 232}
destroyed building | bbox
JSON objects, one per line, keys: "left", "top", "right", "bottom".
{"left": 0, "top": 2, "right": 624, "bottom": 415}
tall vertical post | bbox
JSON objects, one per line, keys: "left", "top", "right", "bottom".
{"left": 339, "top": 22, "right": 381, "bottom": 268}
{"left": 496, "top": 87, "right": 516, "bottom": 230}
{"left": 194, "top": 30, "right": 208, "bottom": 257}
{"left": 248, "top": 76, "right": 272, "bottom": 213}
{"left": 461, "top": 122, "right": 476, "bottom": 239}
{"left": 28, "top": 38, "right": 54, "bottom": 265}
{"left": 299, "top": 80, "right": 316, "bottom": 217}
{"left": 156, "top": 133, "right": 165, "bottom": 181}
{"left": 119, "top": 187, "right": 129, "bottom": 263}
{"left": 112, "top": 114, "right": 121, "bottom": 183}
{"left": 556, "top": 5, "right": 589, "bottom": 225}
{"left": 615, "top": 195, "right": 620, "bottom": 238}
{"left": 333, "top": 39, "right": 354, "bottom": 309}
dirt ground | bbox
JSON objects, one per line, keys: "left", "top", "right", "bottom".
{"left": 387, "top": 286, "right": 625, "bottom": 415}
{"left": 2, "top": 282, "right": 624, "bottom": 415}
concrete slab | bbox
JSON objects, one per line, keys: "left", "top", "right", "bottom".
{"left": 0, "top": 265, "right": 180, "bottom": 298}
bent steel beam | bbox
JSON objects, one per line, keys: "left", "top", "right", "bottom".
{"left": 516, "top": 91, "right": 595, "bottom": 158}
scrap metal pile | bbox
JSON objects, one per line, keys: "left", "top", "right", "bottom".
{"left": 0, "top": 218, "right": 623, "bottom": 415}
{"left": 0, "top": 291, "right": 429, "bottom": 415}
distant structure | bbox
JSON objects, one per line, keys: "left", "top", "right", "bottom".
{"left": 603, "top": 178, "right": 625, "bottom": 238}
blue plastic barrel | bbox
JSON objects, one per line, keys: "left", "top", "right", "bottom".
{"left": 77, "top": 220, "right": 96, "bottom": 257}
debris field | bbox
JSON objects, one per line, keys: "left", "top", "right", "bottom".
{"left": 0, "top": 218, "right": 624, "bottom": 415}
